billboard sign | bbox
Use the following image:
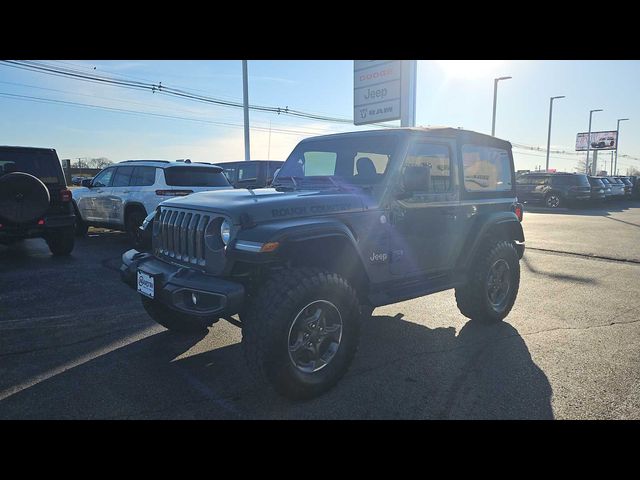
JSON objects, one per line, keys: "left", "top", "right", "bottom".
{"left": 575, "top": 130, "right": 618, "bottom": 151}
{"left": 354, "top": 60, "right": 402, "bottom": 125}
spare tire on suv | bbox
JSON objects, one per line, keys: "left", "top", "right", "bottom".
{"left": 0, "top": 172, "right": 51, "bottom": 224}
{"left": 0, "top": 146, "right": 76, "bottom": 255}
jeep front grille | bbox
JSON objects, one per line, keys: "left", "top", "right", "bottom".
{"left": 155, "top": 207, "right": 211, "bottom": 266}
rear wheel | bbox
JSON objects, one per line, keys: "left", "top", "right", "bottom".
{"left": 46, "top": 228, "right": 75, "bottom": 256}
{"left": 455, "top": 239, "right": 520, "bottom": 324}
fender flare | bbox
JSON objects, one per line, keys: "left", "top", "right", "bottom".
{"left": 456, "top": 211, "right": 524, "bottom": 270}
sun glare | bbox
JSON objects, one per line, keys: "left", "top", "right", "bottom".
{"left": 436, "top": 60, "right": 506, "bottom": 79}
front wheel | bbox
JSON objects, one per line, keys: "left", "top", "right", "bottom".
{"left": 242, "top": 268, "right": 360, "bottom": 400}
{"left": 455, "top": 239, "right": 520, "bottom": 324}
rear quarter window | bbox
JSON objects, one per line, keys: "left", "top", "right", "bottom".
{"left": 164, "top": 167, "right": 230, "bottom": 187}
{"left": 461, "top": 144, "right": 513, "bottom": 192}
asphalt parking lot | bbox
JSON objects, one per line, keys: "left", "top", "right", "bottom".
{"left": 1, "top": 201, "right": 640, "bottom": 419}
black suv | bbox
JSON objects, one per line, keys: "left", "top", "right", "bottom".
{"left": 516, "top": 172, "right": 591, "bottom": 208}
{"left": 121, "top": 128, "right": 525, "bottom": 399}
{"left": 218, "top": 160, "right": 284, "bottom": 189}
{"left": 0, "top": 146, "right": 75, "bottom": 255}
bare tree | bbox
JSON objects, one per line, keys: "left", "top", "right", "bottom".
{"left": 575, "top": 156, "right": 589, "bottom": 174}
{"left": 626, "top": 166, "right": 640, "bottom": 176}
{"left": 85, "top": 157, "right": 113, "bottom": 169}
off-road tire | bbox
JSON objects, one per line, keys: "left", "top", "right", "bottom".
{"left": 242, "top": 268, "right": 360, "bottom": 400}
{"left": 141, "top": 296, "right": 209, "bottom": 334}
{"left": 455, "top": 239, "right": 520, "bottom": 324}
{"left": 126, "top": 208, "right": 147, "bottom": 249}
{"left": 45, "top": 228, "right": 75, "bottom": 256}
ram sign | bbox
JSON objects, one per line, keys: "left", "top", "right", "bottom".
{"left": 575, "top": 131, "right": 618, "bottom": 151}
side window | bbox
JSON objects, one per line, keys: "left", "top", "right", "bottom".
{"left": 130, "top": 166, "right": 156, "bottom": 186}
{"left": 403, "top": 143, "right": 451, "bottom": 194}
{"left": 462, "top": 145, "right": 512, "bottom": 192}
{"left": 112, "top": 166, "right": 135, "bottom": 187}
{"left": 353, "top": 152, "right": 390, "bottom": 176}
{"left": 92, "top": 168, "right": 115, "bottom": 187}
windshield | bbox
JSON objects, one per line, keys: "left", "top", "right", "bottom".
{"left": 0, "top": 148, "right": 63, "bottom": 184}
{"left": 275, "top": 134, "right": 399, "bottom": 191}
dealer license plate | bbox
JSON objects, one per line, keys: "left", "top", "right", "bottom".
{"left": 137, "top": 270, "right": 154, "bottom": 299}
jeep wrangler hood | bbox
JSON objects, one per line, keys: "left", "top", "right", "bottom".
{"left": 162, "top": 187, "right": 370, "bottom": 223}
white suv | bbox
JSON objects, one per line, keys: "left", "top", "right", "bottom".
{"left": 72, "top": 160, "right": 232, "bottom": 246}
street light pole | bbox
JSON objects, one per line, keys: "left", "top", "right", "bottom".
{"left": 615, "top": 118, "right": 629, "bottom": 175}
{"left": 242, "top": 60, "right": 251, "bottom": 161}
{"left": 491, "top": 76, "right": 512, "bottom": 137}
{"left": 586, "top": 109, "right": 603, "bottom": 174}
{"left": 545, "top": 95, "right": 565, "bottom": 172}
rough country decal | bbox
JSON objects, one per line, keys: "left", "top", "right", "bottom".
{"left": 272, "top": 204, "right": 352, "bottom": 218}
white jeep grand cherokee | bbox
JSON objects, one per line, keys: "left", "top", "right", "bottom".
{"left": 72, "top": 160, "right": 232, "bottom": 247}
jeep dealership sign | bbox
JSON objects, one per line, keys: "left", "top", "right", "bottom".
{"left": 354, "top": 60, "right": 402, "bottom": 125}
{"left": 575, "top": 130, "right": 618, "bottom": 151}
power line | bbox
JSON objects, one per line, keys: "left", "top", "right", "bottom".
{"left": 0, "top": 91, "right": 334, "bottom": 137}
{"left": 1, "top": 60, "right": 394, "bottom": 128}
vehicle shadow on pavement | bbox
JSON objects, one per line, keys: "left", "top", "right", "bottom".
{"left": 0, "top": 313, "right": 553, "bottom": 420}
{"left": 521, "top": 254, "right": 598, "bottom": 285}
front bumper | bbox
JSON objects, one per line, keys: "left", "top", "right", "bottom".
{"left": 120, "top": 249, "right": 245, "bottom": 318}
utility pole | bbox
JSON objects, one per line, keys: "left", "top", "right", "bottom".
{"left": 242, "top": 60, "right": 251, "bottom": 161}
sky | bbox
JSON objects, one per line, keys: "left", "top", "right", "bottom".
{"left": 1, "top": 60, "right": 640, "bottom": 175}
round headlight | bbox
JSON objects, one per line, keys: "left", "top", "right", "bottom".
{"left": 220, "top": 219, "right": 231, "bottom": 245}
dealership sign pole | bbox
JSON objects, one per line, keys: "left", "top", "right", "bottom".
{"left": 354, "top": 60, "right": 416, "bottom": 126}
{"left": 586, "top": 109, "right": 603, "bottom": 174}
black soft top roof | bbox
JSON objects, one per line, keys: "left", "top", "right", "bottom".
{"left": 300, "top": 127, "right": 512, "bottom": 150}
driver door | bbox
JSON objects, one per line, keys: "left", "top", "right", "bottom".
{"left": 78, "top": 167, "right": 115, "bottom": 222}
{"left": 389, "top": 141, "right": 460, "bottom": 276}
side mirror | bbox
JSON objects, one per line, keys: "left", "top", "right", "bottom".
{"left": 400, "top": 164, "right": 431, "bottom": 196}
{"left": 82, "top": 178, "right": 93, "bottom": 188}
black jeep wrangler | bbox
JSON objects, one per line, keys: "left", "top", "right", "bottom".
{"left": 0, "top": 146, "right": 75, "bottom": 255}
{"left": 121, "top": 128, "right": 525, "bottom": 399}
